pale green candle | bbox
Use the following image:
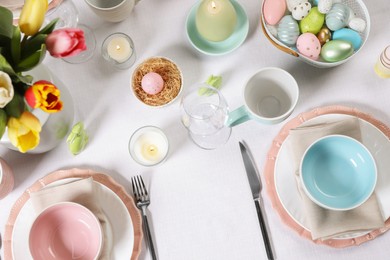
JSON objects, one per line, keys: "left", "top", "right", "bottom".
{"left": 195, "top": 0, "right": 237, "bottom": 42}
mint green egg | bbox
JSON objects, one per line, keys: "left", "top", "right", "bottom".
{"left": 320, "top": 40, "right": 354, "bottom": 62}
{"left": 299, "top": 7, "right": 325, "bottom": 34}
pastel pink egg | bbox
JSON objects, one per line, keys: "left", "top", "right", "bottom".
{"left": 296, "top": 33, "right": 321, "bottom": 60}
{"left": 141, "top": 72, "right": 164, "bottom": 95}
{"left": 263, "top": 0, "right": 287, "bottom": 25}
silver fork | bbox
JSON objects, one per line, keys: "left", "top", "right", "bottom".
{"left": 131, "top": 175, "right": 157, "bottom": 260}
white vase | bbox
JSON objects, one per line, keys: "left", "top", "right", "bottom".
{"left": 0, "top": 64, "right": 75, "bottom": 154}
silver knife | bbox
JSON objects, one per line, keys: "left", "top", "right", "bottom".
{"left": 239, "top": 141, "right": 274, "bottom": 260}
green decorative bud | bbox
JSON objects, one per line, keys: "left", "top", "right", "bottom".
{"left": 198, "top": 75, "right": 223, "bottom": 96}
{"left": 66, "top": 122, "right": 89, "bottom": 155}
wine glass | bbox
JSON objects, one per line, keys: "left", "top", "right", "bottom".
{"left": 45, "top": 0, "right": 96, "bottom": 64}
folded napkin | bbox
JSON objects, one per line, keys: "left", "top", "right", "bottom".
{"left": 29, "top": 177, "right": 112, "bottom": 259}
{"left": 288, "top": 117, "right": 385, "bottom": 240}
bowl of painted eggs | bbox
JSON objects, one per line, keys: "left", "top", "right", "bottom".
{"left": 131, "top": 56, "right": 183, "bottom": 107}
{"left": 261, "top": 0, "right": 370, "bottom": 68}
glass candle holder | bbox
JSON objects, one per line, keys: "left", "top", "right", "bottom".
{"left": 129, "top": 126, "right": 169, "bottom": 166}
{"left": 101, "top": 33, "right": 136, "bottom": 70}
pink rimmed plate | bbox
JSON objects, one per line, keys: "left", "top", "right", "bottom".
{"left": 3, "top": 168, "right": 143, "bottom": 259}
{"left": 264, "top": 106, "right": 390, "bottom": 247}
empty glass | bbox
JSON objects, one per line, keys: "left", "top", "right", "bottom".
{"left": 180, "top": 83, "right": 231, "bottom": 149}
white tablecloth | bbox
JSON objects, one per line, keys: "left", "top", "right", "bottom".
{"left": 1, "top": 0, "right": 390, "bottom": 259}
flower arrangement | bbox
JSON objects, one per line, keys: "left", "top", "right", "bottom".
{"left": 0, "top": 0, "right": 86, "bottom": 153}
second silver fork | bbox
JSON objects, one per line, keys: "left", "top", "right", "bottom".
{"left": 131, "top": 175, "right": 157, "bottom": 260}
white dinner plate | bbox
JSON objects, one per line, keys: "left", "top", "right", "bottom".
{"left": 274, "top": 114, "right": 390, "bottom": 239}
{"left": 11, "top": 178, "right": 134, "bottom": 259}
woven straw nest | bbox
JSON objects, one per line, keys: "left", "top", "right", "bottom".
{"left": 132, "top": 57, "right": 182, "bottom": 106}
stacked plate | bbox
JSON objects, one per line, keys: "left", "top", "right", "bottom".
{"left": 3, "top": 169, "right": 142, "bottom": 259}
{"left": 265, "top": 106, "right": 390, "bottom": 247}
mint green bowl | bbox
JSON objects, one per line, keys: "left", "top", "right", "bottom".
{"left": 186, "top": 0, "right": 249, "bottom": 56}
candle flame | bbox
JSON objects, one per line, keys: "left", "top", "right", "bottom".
{"left": 141, "top": 144, "right": 159, "bottom": 161}
{"left": 116, "top": 45, "right": 121, "bottom": 51}
{"left": 149, "top": 145, "right": 157, "bottom": 153}
{"left": 211, "top": 1, "right": 216, "bottom": 9}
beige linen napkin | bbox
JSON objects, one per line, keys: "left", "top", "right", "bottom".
{"left": 29, "top": 177, "right": 112, "bottom": 259}
{"left": 288, "top": 117, "right": 385, "bottom": 240}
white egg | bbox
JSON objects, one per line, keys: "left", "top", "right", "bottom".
{"left": 292, "top": 2, "right": 311, "bottom": 21}
{"left": 318, "top": 0, "right": 333, "bottom": 14}
{"left": 348, "top": 17, "right": 366, "bottom": 32}
{"left": 348, "top": 6, "right": 356, "bottom": 20}
{"left": 286, "top": 0, "right": 307, "bottom": 12}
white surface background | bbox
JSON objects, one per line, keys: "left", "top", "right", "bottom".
{"left": 1, "top": 0, "right": 390, "bottom": 259}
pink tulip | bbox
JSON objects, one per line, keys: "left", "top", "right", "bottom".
{"left": 46, "top": 28, "right": 87, "bottom": 58}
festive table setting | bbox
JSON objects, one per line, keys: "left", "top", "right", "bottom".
{"left": 0, "top": 0, "right": 390, "bottom": 259}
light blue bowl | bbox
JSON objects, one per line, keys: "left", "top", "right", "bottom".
{"left": 300, "top": 135, "right": 377, "bottom": 211}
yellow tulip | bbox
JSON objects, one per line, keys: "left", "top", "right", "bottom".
{"left": 7, "top": 111, "right": 42, "bottom": 153}
{"left": 19, "top": 0, "right": 49, "bottom": 36}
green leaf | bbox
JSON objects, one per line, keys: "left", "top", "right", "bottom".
{"left": 0, "top": 109, "right": 7, "bottom": 139}
{"left": 5, "top": 93, "right": 25, "bottom": 118}
{"left": 11, "top": 26, "right": 21, "bottom": 64}
{"left": 0, "top": 7, "right": 13, "bottom": 39}
{"left": 37, "top": 18, "right": 59, "bottom": 35}
{"left": 22, "top": 34, "right": 46, "bottom": 59}
{"left": 16, "top": 44, "right": 46, "bottom": 72}
{"left": 0, "top": 54, "right": 16, "bottom": 76}
{"left": 13, "top": 74, "right": 33, "bottom": 85}
{"left": 198, "top": 75, "right": 223, "bottom": 96}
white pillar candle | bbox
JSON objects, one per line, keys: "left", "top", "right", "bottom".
{"left": 107, "top": 36, "right": 132, "bottom": 63}
{"left": 129, "top": 126, "right": 169, "bottom": 166}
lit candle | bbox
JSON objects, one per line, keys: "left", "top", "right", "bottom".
{"left": 107, "top": 36, "right": 132, "bottom": 63}
{"left": 195, "top": 0, "right": 237, "bottom": 42}
{"left": 129, "top": 126, "right": 169, "bottom": 166}
{"left": 101, "top": 33, "right": 136, "bottom": 69}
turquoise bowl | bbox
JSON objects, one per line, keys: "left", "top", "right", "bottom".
{"left": 300, "top": 135, "right": 377, "bottom": 211}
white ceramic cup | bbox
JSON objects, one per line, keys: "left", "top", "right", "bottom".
{"left": 0, "top": 157, "right": 14, "bottom": 199}
{"left": 84, "top": 0, "right": 140, "bottom": 22}
{"left": 226, "top": 67, "right": 299, "bottom": 126}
